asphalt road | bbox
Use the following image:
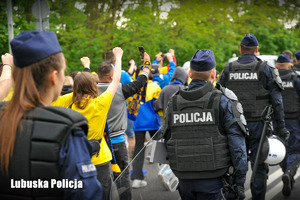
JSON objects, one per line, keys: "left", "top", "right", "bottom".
{"left": 126, "top": 143, "right": 300, "bottom": 200}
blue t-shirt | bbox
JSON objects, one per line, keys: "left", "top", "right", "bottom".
{"left": 121, "top": 70, "right": 132, "bottom": 84}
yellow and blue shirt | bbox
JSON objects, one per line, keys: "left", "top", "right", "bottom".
{"left": 52, "top": 91, "right": 113, "bottom": 165}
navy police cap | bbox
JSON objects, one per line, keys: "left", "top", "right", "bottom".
{"left": 241, "top": 33, "right": 259, "bottom": 47}
{"left": 295, "top": 51, "right": 300, "bottom": 60}
{"left": 190, "top": 49, "right": 216, "bottom": 72}
{"left": 10, "top": 31, "right": 62, "bottom": 68}
{"left": 276, "top": 54, "right": 291, "bottom": 63}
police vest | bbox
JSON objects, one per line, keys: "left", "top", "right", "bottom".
{"left": 293, "top": 63, "right": 300, "bottom": 75}
{"left": 278, "top": 70, "right": 300, "bottom": 119}
{"left": 166, "top": 82, "right": 231, "bottom": 179}
{"left": 0, "top": 106, "right": 88, "bottom": 200}
{"left": 223, "top": 60, "right": 269, "bottom": 121}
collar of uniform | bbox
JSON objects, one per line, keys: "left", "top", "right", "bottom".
{"left": 182, "top": 81, "right": 214, "bottom": 100}
{"left": 278, "top": 69, "right": 292, "bottom": 76}
{"left": 188, "top": 79, "right": 208, "bottom": 91}
{"left": 237, "top": 54, "right": 258, "bottom": 64}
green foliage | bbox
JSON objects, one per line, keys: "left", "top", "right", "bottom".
{"left": 1, "top": 0, "right": 300, "bottom": 72}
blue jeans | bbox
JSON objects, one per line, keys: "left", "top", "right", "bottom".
{"left": 125, "top": 119, "right": 135, "bottom": 137}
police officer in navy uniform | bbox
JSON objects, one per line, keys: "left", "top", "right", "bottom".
{"left": 275, "top": 54, "right": 300, "bottom": 197}
{"left": 163, "top": 49, "right": 248, "bottom": 200}
{"left": 218, "top": 34, "right": 290, "bottom": 200}
{"left": 0, "top": 31, "right": 102, "bottom": 199}
{"left": 293, "top": 51, "right": 300, "bottom": 74}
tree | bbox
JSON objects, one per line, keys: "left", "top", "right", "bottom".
{"left": 1, "top": 0, "right": 300, "bottom": 72}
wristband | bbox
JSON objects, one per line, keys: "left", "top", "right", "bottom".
{"left": 140, "top": 71, "right": 149, "bottom": 79}
{"left": 3, "top": 64, "right": 12, "bottom": 68}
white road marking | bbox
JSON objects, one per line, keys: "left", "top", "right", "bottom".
{"left": 245, "top": 168, "right": 300, "bottom": 200}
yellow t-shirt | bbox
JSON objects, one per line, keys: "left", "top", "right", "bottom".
{"left": 2, "top": 87, "right": 13, "bottom": 102}
{"left": 52, "top": 91, "right": 113, "bottom": 165}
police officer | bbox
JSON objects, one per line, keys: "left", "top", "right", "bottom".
{"left": 293, "top": 51, "right": 300, "bottom": 74}
{"left": 0, "top": 31, "right": 102, "bottom": 199}
{"left": 163, "top": 49, "right": 248, "bottom": 200}
{"left": 275, "top": 54, "right": 300, "bottom": 196}
{"left": 218, "top": 33, "right": 290, "bottom": 200}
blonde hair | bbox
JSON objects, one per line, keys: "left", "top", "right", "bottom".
{"left": 276, "top": 63, "right": 291, "bottom": 70}
{"left": 64, "top": 75, "right": 74, "bottom": 86}
{"left": 190, "top": 68, "right": 213, "bottom": 81}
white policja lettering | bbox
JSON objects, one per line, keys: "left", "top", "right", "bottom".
{"left": 229, "top": 72, "right": 258, "bottom": 80}
{"left": 173, "top": 112, "right": 213, "bottom": 124}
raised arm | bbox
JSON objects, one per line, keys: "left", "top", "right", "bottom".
{"left": 122, "top": 52, "right": 150, "bottom": 99}
{"left": 0, "top": 53, "right": 13, "bottom": 101}
{"left": 127, "top": 59, "right": 137, "bottom": 75}
{"left": 80, "top": 56, "right": 91, "bottom": 72}
{"left": 107, "top": 47, "right": 123, "bottom": 97}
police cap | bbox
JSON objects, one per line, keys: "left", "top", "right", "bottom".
{"left": 10, "top": 31, "right": 62, "bottom": 68}
{"left": 190, "top": 49, "right": 216, "bottom": 72}
{"left": 295, "top": 51, "right": 300, "bottom": 60}
{"left": 241, "top": 33, "right": 259, "bottom": 47}
{"left": 276, "top": 54, "right": 290, "bottom": 63}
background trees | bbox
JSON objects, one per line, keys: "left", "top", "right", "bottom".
{"left": 1, "top": 0, "right": 300, "bottom": 73}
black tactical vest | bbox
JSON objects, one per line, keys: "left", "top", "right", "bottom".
{"left": 223, "top": 60, "right": 269, "bottom": 121}
{"left": 293, "top": 63, "right": 300, "bottom": 75}
{"left": 166, "top": 82, "right": 231, "bottom": 179}
{"left": 0, "top": 106, "right": 88, "bottom": 200}
{"left": 278, "top": 70, "right": 300, "bottom": 119}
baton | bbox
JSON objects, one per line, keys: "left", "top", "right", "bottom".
{"left": 250, "top": 105, "right": 273, "bottom": 183}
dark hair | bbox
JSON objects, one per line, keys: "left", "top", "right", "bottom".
{"left": 240, "top": 44, "right": 257, "bottom": 54}
{"left": 134, "top": 65, "right": 141, "bottom": 80}
{"left": 98, "top": 61, "right": 113, "bottom": 80}
{"left": 72, "top": 72, "right": 98, "bottom": 109}
{"left": 70, "top": 71, "right": 80, "bottom": 80}
{"left": 0, "top": 53, "right": 64, "bottom": 174}
{"left": 105, "top": 51, "right": 116, "bottom": 65}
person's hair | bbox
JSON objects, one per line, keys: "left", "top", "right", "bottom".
{"left": 282, "top": 50, "right": 293, "bottom": 59}
{"left": 190, "top": 68, "right": 212, "bottom": 81}
{"left": 134, "top": 65, "right": 142, "bottom": 80}
{"left": 72, "top": 72, "right": 98, "bottom": 109}
{"left": 105, "top": 51, "right": 116, "bottom": 65}
{"left": 97, "top": 61, "right": 113, "bottom": 80}
{"left": 70, "top": 71, "right": 80, "bottom": 80}
{"left": 276, "top": 63, "right": 291, "bottom": 69}
{"left": 64, "top": 75, "right": 74, "bottom": 86}
{"left": 0, "top": 52, "right": 64, "bottom": 174}
{"left": 240, "top": 44, "right": 257, "bottom": 54}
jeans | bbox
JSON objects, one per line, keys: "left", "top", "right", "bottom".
{"left": 112, "top": 142, "right": 132, "bottom": 200}
{"left": 96, "top": 161, "right": 119, "bottom": 200}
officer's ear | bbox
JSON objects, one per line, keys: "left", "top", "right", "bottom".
{"left": 210, "top": 68, "right": 216, "bottom": 82}
{"left": 49, "top": 69, "right": 58, "bottom": 85}
{"left": 188, "top": 69, "right": 193, "bottom": 79}
{"left": 254, "top": 46, "right": 259, "bottom": 55}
